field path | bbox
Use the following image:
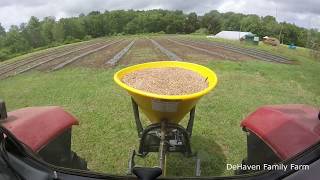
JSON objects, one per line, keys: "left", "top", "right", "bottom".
{"left": 106, "top": 40, "right": 136, "bottom": 66}
{"left": 119, "top": 38, "right": 170, "bottom": 65}
{"left": 150, "top": 38, "right": 182, "bottom": 61}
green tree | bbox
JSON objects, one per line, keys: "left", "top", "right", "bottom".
{"left": 261, "top": 15, "right": 280, "bottom": 37}
{"left": 143, "top": 10, "right": 164, "bottom": 33}
{"left": 41, "top": 17, "right": 56, "bottom": 44}
{"left": 83, "top": 13, "right": 105, "bottom": 37}
{"left": 88, "top": 11, "right": 100, "bottom": 16}
{"left": 107, "top": 10, "right": 136, "bottom": 34}
{"left": 124, "top": 17, "right": 143, "bottom": 34}
{"left": 0, "top": 23, "right": 6, "bottom": 50}
{"left": 163, "top": 10, "right": 185, "bottom": 34}
{"left": 201, "top": 10, "right": 222, "bottom": 34}
{"left": 240, "top": 15, "right": 263, "bottom": 36}
{"left": 5, "top": 25, "right": 30, "bottom": 53}
{"left": 222, "top": 12, "right": 243, "bottom": 31}
{"left": 60, "top": 18, "right": 86, "bottom": 40}
{"left": 25, "top": 16, "right": 45, "bottom": 47}
{"left": 52, "top": 22, "right": 65, "bottom": 42}
{"left": 0, "top": 23, "right": 5, "bottom": 37}
{"left": 281, "top": 22, "right": 304, "bottom": 46}
{"left": 184, "top": 12, "right": 199, "bottom": 33}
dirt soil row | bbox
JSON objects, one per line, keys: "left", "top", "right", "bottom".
{"left": 0, "top": 40, "right": 111, "bottom": 79}
{"left": 72, "top": 40, "right": 131, "bottom": 68}
{"left": 36, "top": 41, "right": 114, "bottom": 71}
{"left": 1, "top": 37, "right": 262, "bottom": 78}
{"left": 177, "top": 38, "right": 292, "bottom": 64}
{"left": 173, "top": 39, "right": 254, "bottom": 61}
{"left": 0, "top": 39, "right": 105, "bottom": 72}
{"left": 154, "top": 38, "right": 218, "bottom": 64}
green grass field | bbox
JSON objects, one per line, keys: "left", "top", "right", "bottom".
{"left": 0, "top": 35, "right": 319, "bottom": 177}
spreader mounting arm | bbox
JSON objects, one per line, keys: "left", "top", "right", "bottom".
{"left": 0, "top": 100, "right": 7, "bottom": 120}
{"left": 186, "top": 107, "right": 196, "bottom": 137}
{"left": 132, "top": 98, "right": 144, "bottom": 137}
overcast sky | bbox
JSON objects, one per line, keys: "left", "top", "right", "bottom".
{"left": 0, "top": 0, "right": 319, "bottom": 30}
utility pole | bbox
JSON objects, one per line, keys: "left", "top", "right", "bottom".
{"left": 276, "top": 7, "right": 283, "bottom": 44}
{"left": 279, "top": 23, "right": 283, "bottom": 44}
{"left": 239, "top": 24, "right": 241, "bottom": 40}
{"left": 307, "top": 18, "right": 312, "bottom": 48}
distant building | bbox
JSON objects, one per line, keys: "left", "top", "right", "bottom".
{"left": 207, "top": 31, "right": 254, "bottom": 40}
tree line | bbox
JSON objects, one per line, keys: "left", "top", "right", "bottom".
{"left": 0, "top": 9, "right": 319, "bottom": 61}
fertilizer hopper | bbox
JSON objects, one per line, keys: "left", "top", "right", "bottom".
{"left": 114, "top": 61, "right": 217, "bottom": 177}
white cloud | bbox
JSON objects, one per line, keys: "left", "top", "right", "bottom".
{"left": 215, "top": 0, "right": 320, "bottom": 29}
{"left": 217, "top": 0, "right": 248, "bottom": 13}
{"left": 0, "top": 0, "right": 319, "bottom": 30}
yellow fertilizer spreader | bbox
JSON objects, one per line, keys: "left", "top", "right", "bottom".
{"left": 114, "top": 61, "right": 217, "bottom": 178}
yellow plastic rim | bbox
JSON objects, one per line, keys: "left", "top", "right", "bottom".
{"left": 114, "top": 61, "right": 218, "bottom": 100}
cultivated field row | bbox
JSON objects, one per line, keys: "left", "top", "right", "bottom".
{"left": 174, "top": 37, "right": 292, "bottom": 64}
{"left": 0, "top": 36, "right": 293, "bottom": 80}
{"left": 0, "top": 39, "right": 121, "bottom": 79}
{"left": 0, "top": 38, "right": 108, "bottom": 70}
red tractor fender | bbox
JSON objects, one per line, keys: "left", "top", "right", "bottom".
{"left": 2, "top": 106, "right": 78, "bottom": 152}
{"left": 241, "top": 104, "right": 320, "bottom": 160}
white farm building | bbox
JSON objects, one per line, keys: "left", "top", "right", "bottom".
{"left": 207, "top": 31, "right": 254, "bottom": 40}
